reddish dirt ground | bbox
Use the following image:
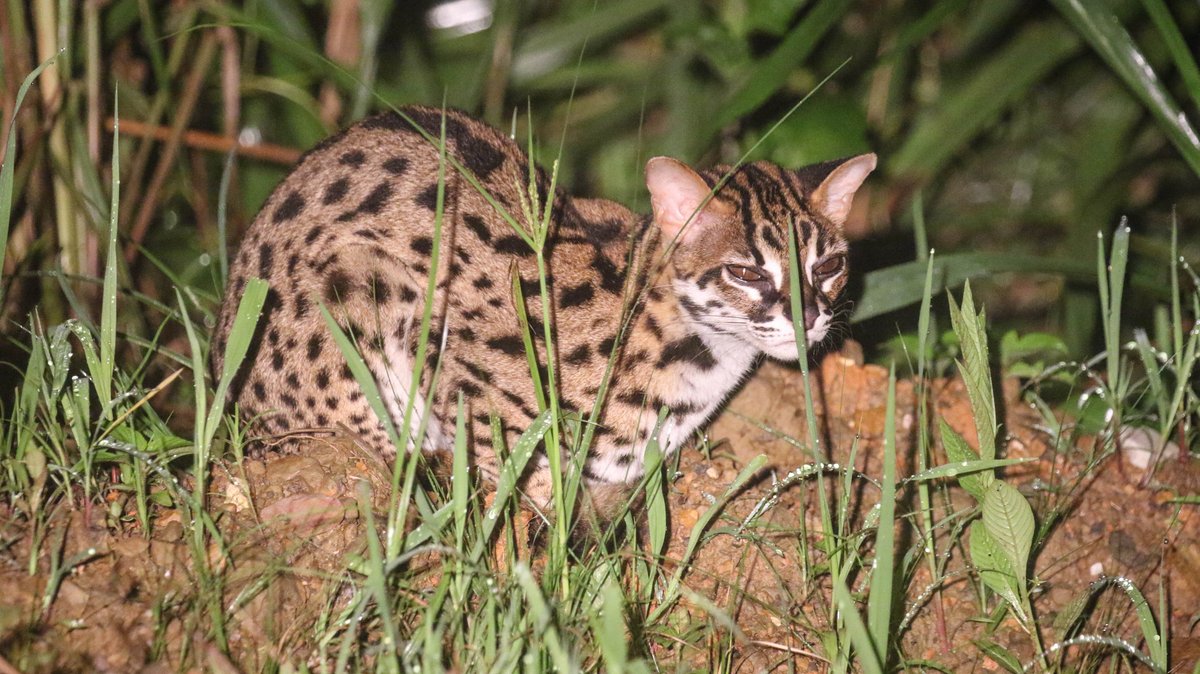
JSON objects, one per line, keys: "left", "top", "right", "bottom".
{"left": 1, "top": 350, "right": 1197, "bottom": 672}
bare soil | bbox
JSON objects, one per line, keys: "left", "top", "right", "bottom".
{"left": 2, "top": 351, "right": 1197, "bottom": 672}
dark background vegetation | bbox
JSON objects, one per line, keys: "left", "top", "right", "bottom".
{"left": 2, "top": 0, "right": 1198, "bottom": 360}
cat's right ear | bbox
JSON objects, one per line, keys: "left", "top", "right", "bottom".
{"left": 645, "top": 157, "right": 732, "bottom": 243}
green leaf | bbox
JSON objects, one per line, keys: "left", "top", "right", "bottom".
{"left": 948, "top": 283, "right": 997, "bottom": 461}
{"left": 936, "top": 418, "right": 994, "bottom": 500}
{"left": 981, "top": 481, "right": 1034, "bottom": 601}
{"left": 969, "top": 522, "right": 1027, "bottom": 623}
{"left": 972, "top": 638, "right": 1024, "bottom": 674}
{"left": 851, "top": 252, "right": 1167, "bottom": 324}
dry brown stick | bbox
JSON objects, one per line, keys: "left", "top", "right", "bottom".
{"left": 124, "top": 31, "right": 217, "bottom": 264}
{"left": 105, "top": 117, "right": 301, "bottom": 165}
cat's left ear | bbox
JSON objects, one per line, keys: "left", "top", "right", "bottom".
{"left": 812, "top": 153, "right": 877, "bottom": 227}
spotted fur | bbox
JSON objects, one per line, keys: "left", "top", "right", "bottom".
{"left": 213, "top": 105, "right": 875, "bottom": 513}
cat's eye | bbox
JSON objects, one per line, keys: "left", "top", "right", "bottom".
{"left": 814, "top": 256, "right": 845, "bottom": 277}
{"left": 726, "top": 265, "right": 768, "bottom": 284}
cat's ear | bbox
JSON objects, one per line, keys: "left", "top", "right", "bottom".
{"left": 645, "top": 157, "right": 732, "bottom": 242}
{"left": 812, "top": 153, "right": 877, "bottom": 227}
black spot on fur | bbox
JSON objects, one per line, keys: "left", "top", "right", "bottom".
{"left": 457, "top": 357, "right": 493, "bottom": 384}
{"left": 457, "top": 379, "right": 482, "bottom": 397}
{"left": 316, "top": 369, "right": 329, "bottom": 388}
{"left": 271, "top": 352, "right": 284, "bottom": 371}
{"left": 597, "top": 336, "right": 617, "bottom": 358}
{"left": 656, "top": 334, "right": 716, "bottom": 370}
{"left": 473, "top": 276, "right": 493, "bottom": 290}
{"left": 369, "top": 275, "right": 390, "bottom": 303}
{"left": 273, "top": 191, "right": 305, "bottom": 223}
{"left": 463, "top": 214, "right": 491, "bottom": 243}
{"left": 358, "top": 181, "right": 393, "bottom": 215}
{"left": 486, "top": 335, "right": 525, "bottom": 356}
{"left": 307, "top": 335, "right": 323, "bottom": 360}
{"left": 565, "top": 344, "right": 591, "bottom": 365}
{"left": 595, "top": 254, "right": 626, "bottom": 295}
{"left": 399, "top": 285, "right": 418, "bottom": 302}
{"left": 494, "top": 235, "right": 531, "bottom": 257}
{"left": 339, "top": 150, "right": 365, "bottom": 167}
{"left": 458, "top": 326, "right": 476, "bottom": 342}
{"left": 645, "top": 314, "right": 663, "bottom": 340}
{"left": 252, "top": 381, "right": 266, "bottom": 401}
{"left": 586, "top": 219, "right": 623, "bottom": 244}
{"left": 559, "top": 282, "right": 594, "bottom": 308}
{"left": 382, "top": 157, "right": 409, "bottom": 175}
{"left": 323, "top": 177, "right": 350, "bottom": 205}
{"left": 411, "top": 236, "right": 433, "bottom": 256}
{"left": 285, "top": 373, "right": 300, "bottom": 389}
{"left": 305, "top": 226, "right": 323, "bottom": 244}
{"left": 461, "top": 140, "right": 505, "bottom": 180}
{"left": 325, "top": 270, "right": 353, "bottom": 302}
{"left": 257, "top": 244, "right": 274, "bottom": 277}
{"left": 416, "top": 183, "right": 440, "bottom": 211}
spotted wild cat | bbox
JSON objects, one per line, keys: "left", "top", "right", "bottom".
{"left": 212, "top": 106, "right": 875, "bottom": 514}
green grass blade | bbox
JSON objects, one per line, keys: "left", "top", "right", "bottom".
{"left": 204, "top": 278, "right": 268, "bottom": 453}
{"left": 1051, "top": 0, "right": 1200, "bottom": 177}
{"left": 833, "top": 576, "right": 884, "bottom": 674}
{"left": 866, "top": 365, "right": 898, "bottom": 662}
{"left": 97, "top": 92, "right": 121, "bottom": 414}
{"left": 1, "top": 50, "right": 62, "bottom": 301}
{"left": 1139, "top": 0, "right": 1200, "bottom": 115}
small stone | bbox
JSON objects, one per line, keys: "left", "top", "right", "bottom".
{"left": 1120, "top": 426, "right": 1180, "bottom": 470}
{"left": 705, "top": 466, "right": 720, "bottom": 479}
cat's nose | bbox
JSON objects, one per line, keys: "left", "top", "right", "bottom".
{"left": 803, "top": 302, "right": 819, "bottom": 330}
{"left": 780, "top": 293, "right": 821, "bottom": 330}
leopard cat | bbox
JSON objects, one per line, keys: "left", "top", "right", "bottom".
{"left": 212, "top": 105, "right": 875, "bottom": 517}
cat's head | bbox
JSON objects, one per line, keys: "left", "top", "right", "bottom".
{"left": 646, "top": 153, "right": 875, "bottom": 360}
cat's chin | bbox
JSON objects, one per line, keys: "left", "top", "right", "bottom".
{"left": 757, "top": 337, "right": 826, "bottom": 361}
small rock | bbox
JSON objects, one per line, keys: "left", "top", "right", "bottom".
{"left": 1120, "top": 427, "right": 1180, "bottom": 470}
